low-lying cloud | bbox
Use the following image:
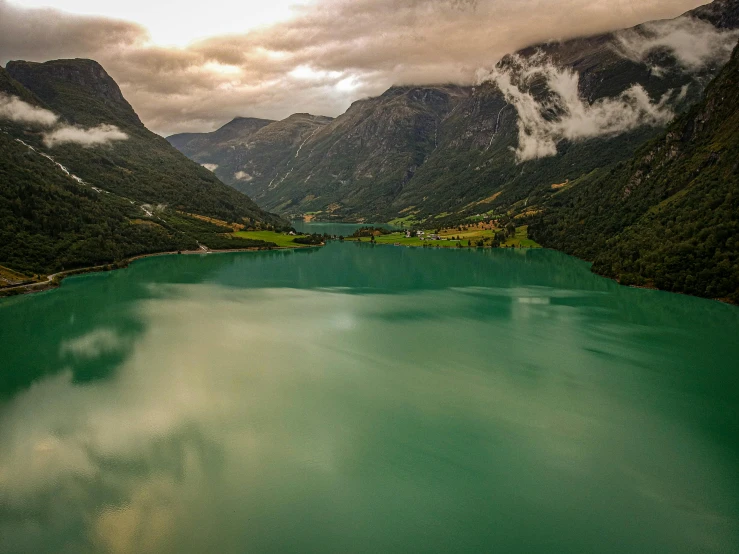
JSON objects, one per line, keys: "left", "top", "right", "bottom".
{"left": 0, "top": 92, "right": 58, "bottom": 126}
{"left": 43, "top": 124, "right": 129, "bottom": 148}
{"left": 234, "top": 171, "right": 252, "bottom": 181}
{"left": 0, "top": 92, "right": 129, "bottom": 148}
{"left": 0, "top": 0, "right": 708, "bottom": 135}
{"left": 616, "top": 16, "right": 739, "bottom": 72}
{"left": 481, "top": 54, "right": 676, "bottom": 162}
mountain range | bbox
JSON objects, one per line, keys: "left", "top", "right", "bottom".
{"left": 167, "top": 0, "right": 739, "bottom": 226}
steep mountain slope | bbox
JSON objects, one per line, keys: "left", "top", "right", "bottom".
{"left": 5, "top": 59, "right": 284, "bottom": 226}
{"left": 692, "top": 0, "right": 739, "bottom": 27}
{"left": 0, "top": 61, "right": 286, "bottom": 277}
{"left": 168, "top": 0, "right": 739, "bottom": 223}
{"left": 167, "top": 116, "right": 274, "bottom": 159}
{"left": 258, "top": 86, "right": 469, "bottom": 216}
{"left": 168, "top": 113, "right": 333, "bottom": 195}
{"left": 530, "top": 43, "right": 739, "bottom": 303}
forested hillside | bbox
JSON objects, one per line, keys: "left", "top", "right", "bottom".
{"left": 0, "top": 62, "right": 287, "bottom": 278}
{"left": 5, "top": 59, "right": 284, "bottom": 225}
{"left": 530, "top": 43, "right": 739, "bottom": 303}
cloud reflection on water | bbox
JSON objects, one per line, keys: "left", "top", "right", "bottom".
{"left": 1, "top": 284, "right": 737, "bottom": 553}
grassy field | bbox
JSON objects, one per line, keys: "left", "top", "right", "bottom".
{"left": 232, "top": 231, "right": 310, "bottom": 248}
{"left": 347, "top": 225, "right": 541, "bottom": 249}
{"left": 0, "top": 265, "right": 40, "bottom": 287}
{"left": 388, "top": 214, "right": 422, "bottom": 227}
{"left": 350, "top": 234, "right": 461, "bottom": 248}
{"left": 508, "top": 226, "right": 540, "bottom": 248}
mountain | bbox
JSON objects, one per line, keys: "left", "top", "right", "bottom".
{"left": 168, "top": 113, "right": 333, "bottom": 197}
{"left": 529, "top": 42, "right": 739, "bottom": 304}
{"left": 168, "top": 0, "right": 739, "bottom": 224}
{"left": 5, "top": 59, "right": 285, "bottom": 225}
{"left": 0, "top": 60, "right": 287, "bottom": 278}
{"left": 167, "top": 116, "right": 274, "bottom": 159}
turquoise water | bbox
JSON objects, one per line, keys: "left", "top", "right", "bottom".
{"left": 0, "top": 242, "right": 738, "bottom": 553}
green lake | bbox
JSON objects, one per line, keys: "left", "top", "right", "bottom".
{"left": 1, "top": 242, "right": 738, "bottom": 553}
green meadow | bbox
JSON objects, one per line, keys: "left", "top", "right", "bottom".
{"left": 347, "top": 225, "right": 540, "bottom": 249}
{"left": 233, "top": 231, "right": 309, "bottom": 248}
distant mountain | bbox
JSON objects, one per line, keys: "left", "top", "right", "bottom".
{"left": 168, "top": 113, "right": 333, "bottom": 198}
{"left": 168, "top": 0, "right": 739, "bottom": 224}
{"left": 168, "top": 116, "right": 275, "bottom": 159}
{"left": 0, "top": 60, "right": 287, "bottom": 277}
{"left": 530, "top": 42, "right": 739, "bottom": 304}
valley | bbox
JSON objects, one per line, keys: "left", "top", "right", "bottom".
{"left": 163, "top": 0, "right": 739, "bottom": 303}
{"left": 1, "top": 1, "right": 739, "bottom": 553}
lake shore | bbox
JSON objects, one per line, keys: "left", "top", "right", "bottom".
{"left": 0, "top": 243, "right": 322, "bottom": 298}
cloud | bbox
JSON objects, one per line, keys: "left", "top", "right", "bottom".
{"left": 481, "top": 53, "right": 675, "bottom": 162}
{"left": 201, "top": 163, "right": 218, "bottom": 172}
{"left": 43, "top": 124, "right": 129, "bottom": 148}
{"left": 0, "top": 90, "right": 129, "bottom": 148}
{"left": 0, "top": 92, "right": 58, "bottom": 126}
{"left": 615, "top": 16, "right": 739, "bottom": 72}
{"left": 234, "top": 171, "right": 252, "bottom": 181}
{"left": 0, "top": 0, "right": 709, "bottom": 135}
{"left": 0, "top": 0, "right": 147, "bottom": 62}
{"left": 60, "top": 328, "right": 126, "bottom": 359}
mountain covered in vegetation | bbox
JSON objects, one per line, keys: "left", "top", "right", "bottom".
{"left": 168, "top": 0, "right": 739, "bottom": 224}
{"left": 530, "top": 42, "right": 739, "bottom": 303}
{"left": 168, "top": 113, "right": 334, "bottom": 198}
{"left": 0, "top": 59, "right": 287, "bottom": 277}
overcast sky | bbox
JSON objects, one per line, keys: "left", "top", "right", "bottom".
{"left": 0, "top": 0, "right": 707, "bottom": 135}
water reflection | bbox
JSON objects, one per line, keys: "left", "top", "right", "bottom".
{"left": 0, "top": 245, "right": 738, "bottom": 553}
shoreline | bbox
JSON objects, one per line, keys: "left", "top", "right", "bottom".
{"left": 0, "top": 243, "right": 321, "bottom": 299}
{"left": 348, "top": 239, "right": 738, "bottom": 306}
{"left": 2, "top": 240, "right": 734, "bottom": 307}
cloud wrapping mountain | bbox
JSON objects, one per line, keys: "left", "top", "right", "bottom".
{"left": 616, "top": 16, "right": 739, "bottom": 72}
{"left": 481, "top": 55, "right": 675, "bottom": 162}
{"left": 234, "top": 171, "right": 252, "bottom": 181}
{"left": 42, "top": 124, "right": 129, "bottom": 148}
{"left": 0, "top": 92, "right": 58, "bottom": 126}
{"left": 0, "top": 92, "right": 129, "bottom": 147}
{"left": 0, "top": 0, "right": 707, "bottom": 135}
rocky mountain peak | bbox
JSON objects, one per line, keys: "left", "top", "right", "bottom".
{"left": 690, "top": 0, "right": 739, "bottom": 28}
{"left": 5, "top": 58, "right": 142, "bottom": 127}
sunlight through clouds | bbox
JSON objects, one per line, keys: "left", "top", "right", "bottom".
{"left": 1, "top": 0, "right": 709, "bottom": 134}
{"left": 11, "top": 0, "right": 314, "bottom": 46}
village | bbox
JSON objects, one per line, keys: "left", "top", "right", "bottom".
{"left": 345, "top": 221, "right": 541, "bottom": 249}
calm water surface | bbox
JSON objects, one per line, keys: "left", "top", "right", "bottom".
{"left": 1, "top": 242, "right": 738, "bottom": 553}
